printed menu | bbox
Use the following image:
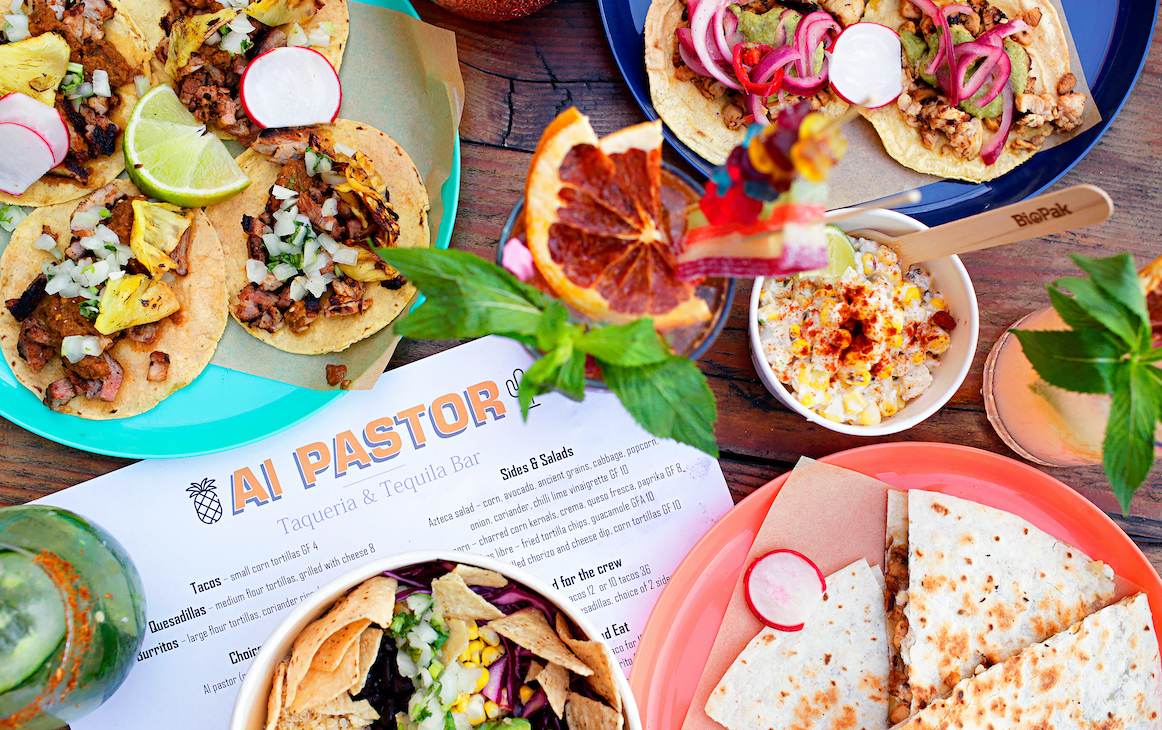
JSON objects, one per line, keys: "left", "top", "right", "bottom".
{"left": 35, "top": 335, "right": 735, "bottom": 729}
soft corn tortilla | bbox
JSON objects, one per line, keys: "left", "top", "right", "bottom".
{"left": 704, "top": 559, "right": 889, "bottom": 730}
{"left": 204, "top": 119, "right": 429, "bottom": 355}
{"left": 890, "top": 489, "right": 1116, "bottom": 714}
{"left": 0, "top": 180, "right": 228, "bottom": 418}
{"left": 0, "top": 5, "right": 151, "bottom": 207}
{"left": 861, "top": 0, "right": 1077, "bottom": 182}
{"left": 643, "top": 0, "right": 848, "bottom": 166}
{"left": 891, "top": 593, "right": 1161, "bottom": 730}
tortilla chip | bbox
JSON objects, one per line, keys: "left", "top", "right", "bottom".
{"left": 452, "top": 564, "right": 509, "bottom": 588}
{"left": 349, "top": 626, "right": 383, "bottom": 695}
{"left": 488, "top": 608, "right": 592, "bottom": 676}
{"left": 565, "top": 692, "right": 623, "bottom": 730}
{"left": 284, "top": 576, "right": 397, "bottom": 707}
{"left": 315, "top": 619, "right": 371, "bottom": 673}
{"left": 433, "top": 574, "right": 505, "bottom": 622}
{"left": 440, "top": 619, "right": 471, "bottom": 667}
{"left": 554, "top": 612, "right": 574, "bottom": 641}
{"left": 552, "top": 612, "right": 620, "bottom": 709}
{"left": 290, "top": 640, "right": 361, "bottom": 713}
{"left": 267, "top": 661, "right": 288, "bottom": 730}
{"left": 526, "top": 660, "right": 544, "bottom": 683}
{"left": 277, "top": 693, "right": 379, "bottom": 730}
{"left": 538, "top": 663, "right": 570, "bottom": 718}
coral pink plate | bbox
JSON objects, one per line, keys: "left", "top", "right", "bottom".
{"left": 628, "top": 442, "right": 1162, "bottom": 730}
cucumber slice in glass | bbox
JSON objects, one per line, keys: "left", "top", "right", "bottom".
{"left": 0, "top": 550, "right": 67, "bottom": 693}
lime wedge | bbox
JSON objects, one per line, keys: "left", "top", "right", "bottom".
{"left": 123, "top": 85, "right": 250, "bottom": 206}
{"left": 0, "top": 551, "right": 66, "bottom": 693}
{"left": 799, "top": 226, "right": 856, "bottom": 280}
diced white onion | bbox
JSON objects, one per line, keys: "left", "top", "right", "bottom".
{"left": 415, "top": 622, "right": 439, "bottom": 645}
{"left": 246, "top": 258, "right": 268, "bottom": 284}
{"left": 289, "top": 225, "right": 309, "bottom": 251}
{"left": 315, "top": 156, "right": 332, "bottom": 174}
{"left": 271, "top": 184, "right": 297, "bottom": 200}
{"left": 67, "top": 82, "right": 93, "bottom": 100}
{"left": 397, "top": 650, "right": 417, "bottom": 679}
{"left": 320, "top": 197, "right": 338, "bottom": 217}
{"left": 318, "top": 233, "right": 339, "bottom": 254}
{"left": 107, "top": 268, "right": 124, "bottom": 281}
{"left": 59, "top": 281, "right": 81, "bottom": 298}
{"left": 80, "top": 235, "right": 104, "bottom": 252}
{"left": 71, "top": 207, "right": 104, "bottom": 231}
{"left": 288, "top": 276, "right": 307, "bottom": 301}
{"left": 332, "top": 247, "right": 358, "bottom": 266}
{"left": 262, "top": 233, "right": 283, "bottom": 255}
{"left": 0, "top": 204, "right": 27, "bottom": 232}
{"left": 307, "top": 25, "right": 330, "bottom": 47}
{"left": 320, "top": 171, "right": 344, "bottom": 187}
{"left": 33, "top": 233, "right": 57, "bottom": 251}
{"left": 94, "top": 224, "right": 119, "bottom": 244}
{"left": 78, "top": 259, "right": 110, "bottom": 287}
{"left": 45, "top": 272, "right": 69, "bottom": 295}
{"left": 417, "top": 667, "right": 433, "bottom": 688}
{"left": 305, "top": 274, "right": 329, "bottom": 298}
{"left": 272, "top": 215, "right": 296, "bottom": 237}
{"left": 458, "top": 666, "right": 483, "bottom": 694}
{"left": 134, "top": 75, "right": 150, "bottom": 97}
{"left": 228, "top": 13, "right": 254, "bottom": 33}
{"left": 220, "top": 30, "right": 247, "bottom": 55}
{"left": 334, "top": 142, "right": 356, "bottom": 157}
{"left": 286, "top": 22, "right": 308, "bottom": 47}
{"left": 280, "top": 196, "right": 296, "bottom": 211}
{"left": 91, "top": 69, "right": 110, "bottom": 98}
{"left": 61, "top": 335, "right": 100, "bottom": 363}
{"left": 8, "top": 0, "right": 23, "bottom": 13}
{"left": 3, "top": 14, "right": 29, "bottom": 42}
{"left": 271, "top": 262, "right": 298, "bottom": 281}
{"left": 205, "top": 30, "right": 221, "bottom": 45}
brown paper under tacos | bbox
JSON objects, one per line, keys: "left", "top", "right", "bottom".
{"left": 0, "top": 180, "right": 228, "bottom": 418}
{"left": 204, "top": 119, "right": 430, "bottom": 355}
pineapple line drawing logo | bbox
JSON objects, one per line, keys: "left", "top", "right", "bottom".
{"left": 187, "top": 478, "right": 223, "bottom": 525}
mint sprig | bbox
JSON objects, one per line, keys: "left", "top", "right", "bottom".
{"left": 378, "top": 248, "right": 719, "bottom": 457}
{"left": 1012, "top": 253, "right": 1160, "bottom": 512}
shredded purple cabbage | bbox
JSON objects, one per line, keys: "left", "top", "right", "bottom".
{"left": 475, "top": 584, "right": 560, "bottom": 620}
{"left": 383, "top": 561, "right": 458, "bottom": 587}
{"left": 519, "top": 689, "right": 548, "bottom": 717}
{"left": 483, "top": 654, "right": 508, "bottom": 704}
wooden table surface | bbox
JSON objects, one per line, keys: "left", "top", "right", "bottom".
{"left": 3, "top": 0, "right": 1162, "bottom": 570}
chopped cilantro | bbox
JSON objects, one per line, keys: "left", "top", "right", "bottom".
{"left": 444, "top": 713, "right": 457, "bottom": 730}
{"left": 240, "top": 39, "right": 253, "bottom": 52}
{"left": 79, "top": 300, "right": 100, "bottom": 319}
{"left": 99, "top": 208, "right": 111, "bottom": 218}
{"left": 389, "top": 610, "right": 422, "bottom": 638}
{"left": 105, "top": 244, "right": 116, "bottom": 251}
{"left": 413, "top": 706, "right": 432, "bottom": 723}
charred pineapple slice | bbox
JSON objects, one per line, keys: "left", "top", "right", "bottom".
{"left": 245, "top": 0, "right": 318, "bottom": 29}
{"left": 166, "top": 9, "right": 236, "bottom": 77}
{"left": 334, "top": 248, "right": 400, "bottom": 282}
{"left": 0, "top": 34, "right": 70, "bottom": 105}
{"left": 129, "top": 200, "right": 194, "bottom": 276}
{"left": 334, "top": 151, "right": 401, "bottom": 249}
{"left": 94, "top": 275, "right": 180, "bottom": 335}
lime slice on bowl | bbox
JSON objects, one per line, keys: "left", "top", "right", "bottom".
{"left": 798, "top": 225, "right": 856, "bottom": 280}
{"left": 123, "top": 86, "right": 250, "bottom": 206}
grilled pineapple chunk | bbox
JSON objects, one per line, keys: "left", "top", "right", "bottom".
{"left": 166, "top": 9, "right": 236, "bottom": 76}
{"left": 0, "top": 34, "right": 70, "bottom": 105}
{"left": 334, "top": 248, "right": 399, "bottom": 282}
{"left": 130, "top": 200, "right": 194, "bottom": 276}
{"left": 94, "top": 275, "right": 179, "bottom": 335}
{"left": 245, "top": 0, "right": 318, "bottom": 28}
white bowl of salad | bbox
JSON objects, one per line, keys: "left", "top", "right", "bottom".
{"left": 748, "top": 207, "right": 979, "bottom": 436}
{"left": 230, "top": 550, "right": 639, "bottom": 730}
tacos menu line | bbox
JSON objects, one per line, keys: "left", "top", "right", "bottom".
{"left": 0, "top": 0, "right": 151, "bottom": 206}
{"left": 0, "top": 179, "right": 227, "bottom": 418}
{"left": 205, "top": 119, "right": 429, "bottom": 356}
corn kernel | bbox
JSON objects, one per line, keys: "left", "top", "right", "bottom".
{"left": 877, "top": 364, "right": 893, "bottom": 379}
{"left": 476, "top": 668, "right": 489, "bottom": 692}
{"left": 808, "top": 369, "right": 830, "bottom": 389}
{"left": 800, "top": 392, "right": 815, "bottom": 407}
{"left": 485, "top": 701, "right": 502, "bottom": 720}
{"left": 465, "top": 621, "right": 479, "bottom": 640}
{"left": 520, "top": 685, "right": 535, "bottom": 704}
{"left": 930, "top": 297, "right": 946, "bottom": 310}
{"left": 819, "top": 301, "right": 834, "bottom": 324}
{"left": 450, "top": 698, "right": 469, "bottom": 713}
{"left": 900, "top": 284, "right": 921, "bottom": 304}
{"left": 876, "top": 246, "right": 898, "bottom": 264}
{"left": 844, "top": 392, "right": 866, "bottom": 413}
{"left": 889, "top": 334, "right": 904, "bottom": 348}
{"left": 822, "top": 410, "right": 842, "bottom": 421}
{"left": 862, "top": 253, "right": 875, "bottom": 274}
{"left": 481, "top": 646, "right": 502, "bottom": 666}
{"left": 881, "top": 400, "right": 900, "bottom": 417}
{"left": 466, "top": 696, "right": 487, "bottom": 726}
{"left": 912, "top": 351, "right": 926, "bottom": 365}
{"left": 848, "top": 370, "right": 871, "bottom": 387}
{"left": 883, "top": 267, "right": 901, "bottom": 282}
{"left": 479, "top": 626, "right": 501, "bottom": 646}
{"left": 791, "top": 338, "right": 810, "bottom": 357}
{"left": 928, "top": 332, "right": 951, "bottom": 355}
{"left": 789, "top": 324, "right": 801, "bottom": 339}
{"left": 859, "top": 405, "right": 882, "bottom": 426}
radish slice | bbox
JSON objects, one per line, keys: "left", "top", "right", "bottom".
{"left": 828, "top": 23, "right": 903, "bottom": 109}
{"left": 744, "top": 549, "right": 827, "bottom": 630}
{"left": 0, "top": 92, "right": 69, "bottom": 166}
{"left": 0, "top": 122, "right": 56, "bottom": 196}
{"left": 240, "top": 47, "right": 342, "bottom": 129}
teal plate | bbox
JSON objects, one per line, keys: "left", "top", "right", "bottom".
{"left": 0, "top": 0, "right": 460, "bottom": 459}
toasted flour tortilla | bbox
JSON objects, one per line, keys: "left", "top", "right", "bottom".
{"left": 887, "top": 490, "right": 1115, "bottom": 715}
{"left": 0, "top": 180, "right": 228, "bottom": 418}
{"left": 891, "top": 593, "right": 1161, "bottom": 730}
{"left": 0, "top": 3, "right": 151, "bottom": 207}
{"left": 643, "top": 0, "right": 847, "bottom": 166}
{"left": 205, "top": 119, "right": 429, "bottom": 355}
{"left": 861, "top": 0, "right": 1078, "bottom": 182}
{"left": 704, "top": 559, "right": 888, "bottom": 730}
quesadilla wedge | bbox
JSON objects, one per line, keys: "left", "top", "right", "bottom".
{"left": 120, "top": 0, "right": 349, "bottom": 145}
{"left": 891, "top": 592, "right": 1161, "bottom": 730}
{"left": 705, "top": 558, "right": 888, "bottom": 730}
{"left": 885, "top": 489, "right": 1115, "bottom": 722}
{"left": 205, "top": 120, "right": 429, "bottom": 355}
{"left": 861, "top": 0, "right": 1088, "bottom": 182}
{"left": 0, "top": 0, "right": 151, "bottom": 206}
{"left": 0, "top": 179, "right": 227, "bottom": 417}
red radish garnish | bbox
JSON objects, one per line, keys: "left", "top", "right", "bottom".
{"left": 828, "top": 23, "right": 904, "bottom": 109}
{"left": 0, "top": 122, "right": 57, "bottom": 196}
{"left": 744, "top": 549, "right": 827, "bottom": 631}
{"left": 0, "top": 93, "right": 69, "bottom": 166}
{"left": 240, "top": 47, "right": 342, "bottom": 129}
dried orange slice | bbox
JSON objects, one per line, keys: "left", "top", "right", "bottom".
{"left": 524, "top": 108, "right": 711, "bottom": 330}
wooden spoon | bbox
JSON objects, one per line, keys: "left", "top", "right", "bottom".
{"left": 845, "top": 185, "right": 1113, "bottom": 267}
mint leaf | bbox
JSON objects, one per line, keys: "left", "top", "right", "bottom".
{"left": 1071, "top": 253, "right": 1149, "bottom": 331}
{"left": 603, "top": 357, "right": 718, "bottom": 457}
{"left": 574, "top": 318, "right": 671, "bottom": 366}
{"left": 536, "top": 301, "right": 573, "bottom": 354}
{"left": 1054, "top": 277, "right": 1141, "bottom": 349}
{"left": 1103, "top": 364, "right": 1162, "bottom": 513}
{"left": 1010, "top": 330, "right": 1122, "bottom": 394}
{"left": 518, "top": 342, "right": 584, "bottom": 418}
{"left": 379, "top": 249, "right": 549, "bottom": 340}
{"left": 1045, "top": 286, "right": 1104, "bottom": 332}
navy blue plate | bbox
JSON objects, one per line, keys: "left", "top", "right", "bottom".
{"left": 598, "top": 0, "right": 1157, "bottom": 226}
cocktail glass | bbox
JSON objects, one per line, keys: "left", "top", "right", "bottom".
{"left": 0, "top": 506, "right": 146, "bottom": 730}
